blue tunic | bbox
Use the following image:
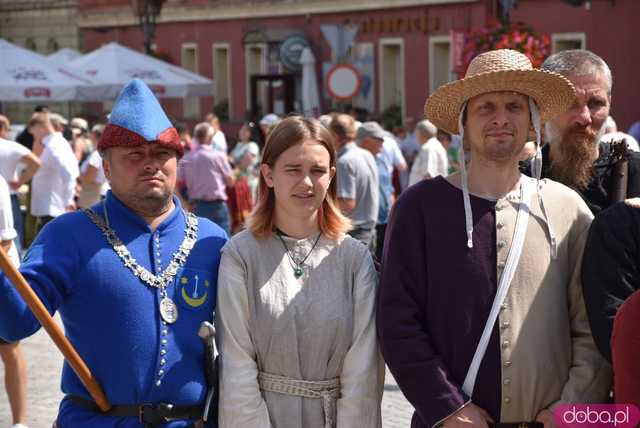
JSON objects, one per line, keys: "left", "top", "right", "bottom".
{"left": 0, "top": 192, "right": 227, "bottom": 427}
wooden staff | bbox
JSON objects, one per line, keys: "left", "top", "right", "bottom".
{"left": 0, "top": 246, "right": 111, "bottom": 412}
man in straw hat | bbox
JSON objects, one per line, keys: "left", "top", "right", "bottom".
{"left": 0, "top": 79, "right": 227, "bottom": 427}
{"left": 378, "top": 49, "right": 611, "bottom": 428}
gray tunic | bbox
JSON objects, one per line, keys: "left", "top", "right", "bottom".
{"left": 216, "top": 230, "right": 382, "bottom": 428}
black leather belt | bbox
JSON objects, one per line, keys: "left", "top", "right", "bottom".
{"left": 69, "top": 395, "right": 203, "bottom": 427}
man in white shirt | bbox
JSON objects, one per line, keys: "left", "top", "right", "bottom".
{"left": 0, "top": 115, "right": 41, "bottom": 255}
{"left": 205, "top": 113, "right": 228, "bottom": 153}
{"left": 408, "top": 119, "right": 449, "bottom": 186}
{"left": 27, "top": 113, "right": 79, "bottom": 231}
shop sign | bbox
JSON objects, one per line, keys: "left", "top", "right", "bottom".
{"left": 352, "top": 14, "right": 440, "bottom": 34}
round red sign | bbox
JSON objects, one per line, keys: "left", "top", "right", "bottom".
{"left": 326, "top": 64, "right": 362, "bottom": 100}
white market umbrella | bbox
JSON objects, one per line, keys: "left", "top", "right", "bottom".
{"left": 0, "top": 39, "right": 90, "bottom": 102}
{"left": 67, "top": 42, "right": 214, "bottom": 101}
{"left": 47, "top": 48, "right": 82, "bottom": 66}
{"left": 300, "top": 47, "right": 321, "bottom": 117}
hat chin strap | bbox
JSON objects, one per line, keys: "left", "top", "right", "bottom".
{"left": 457, "top": 98, "right": 556, "bottom": 258}
{"left": 457, "top": 102, "right": 474, "bottom": 249}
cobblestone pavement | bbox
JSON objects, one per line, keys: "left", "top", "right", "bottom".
{"left": 0, "top": 317, "right": 64, "bottom": 428}
{"left": 381, "top": 368, "right": 414, "bottom": 427}
{"left": 0, "top": 320, "right": 414, "bottom": 427}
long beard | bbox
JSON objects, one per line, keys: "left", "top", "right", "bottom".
{"left": 549, "top": 125, "right": 600, "bottom": 190}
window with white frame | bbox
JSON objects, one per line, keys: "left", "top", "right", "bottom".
{"left": 552, "top": 33, "right": 586, "bottom": 53}
{"left": 245, "top": 43, "right": 267, "bottom": 114}
{"left": 213, "top": 43, "right": 232, "bottom": 120}
{"left": 378, "top": 38, "right": 405, "bottom": 121}
{"left": 429, "top": 36, "right": 453, "bottom": 94}
{"left": 181, "top": 43, "right": 200, "bottom": 119}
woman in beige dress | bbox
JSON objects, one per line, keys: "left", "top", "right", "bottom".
{"left": 216, "top": 116, "right": 382, "bottom": 428}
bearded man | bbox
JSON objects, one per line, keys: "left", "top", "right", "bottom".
{"left": 529, "top": 49, "right": 640, "bottom": 214}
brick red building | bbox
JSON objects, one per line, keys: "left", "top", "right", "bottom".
{"left": 77, "top": 0, "right": 639, "bottom": 131}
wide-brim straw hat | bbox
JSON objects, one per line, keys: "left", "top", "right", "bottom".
{"left": 424, "top": 49, "right": 576, "bottom": 134}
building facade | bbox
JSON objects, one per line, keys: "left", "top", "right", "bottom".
{"left": 76, "top": 0, "right": 638, "bottom": 131}
{"left": 0, "top": 0, "right": 79, "bottom": 54}
{"left": 0, "top": 0, "right": 81, "bottom": 122}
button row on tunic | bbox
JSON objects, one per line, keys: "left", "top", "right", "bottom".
{"left": 156, "top": 327, "right": 170, "bottom": 387}
{"left": 154, "top": 233, "right": 162, "bottom": 269}
{"left": 154, "top": 233, "right": 168, "bottom": 388}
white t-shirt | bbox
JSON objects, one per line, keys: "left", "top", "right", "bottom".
{"left": 81, "top": 150, "right": 110, "bottom": 195}
{"left": 31, "top": 132, "right": 80, "bottom": 217}
{"left": 0, "top": 138, "right": 30, "bottom": 194}
{"left": 0, "top": 176, "right": 19, "bottom": 266}
{"left": 408, "top": 137, "right": 449, "bottom": 186}
{"left": 212, "top": 130, "right": 228, "bottom": 153}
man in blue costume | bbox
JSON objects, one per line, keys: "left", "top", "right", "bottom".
{"left": 0, "top": 79, "right": 227, "bottom": 427}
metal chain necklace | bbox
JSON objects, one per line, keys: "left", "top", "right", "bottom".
{"left": 276, "top": 230, "right": 322, "bottom": 278}
{"left": 83, "top": 200, "right": 199, "bottom": 324}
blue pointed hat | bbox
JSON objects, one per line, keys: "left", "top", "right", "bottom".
{"left": 98, "top": 79, "right": 183, "bottom": 155}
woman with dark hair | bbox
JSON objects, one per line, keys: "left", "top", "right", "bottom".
{"left": 216, "top": 116, "right": 382, "bottom": 428}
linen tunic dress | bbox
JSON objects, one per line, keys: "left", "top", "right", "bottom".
{"left": 216, "top": 230, "right": 382, "bottom": 428}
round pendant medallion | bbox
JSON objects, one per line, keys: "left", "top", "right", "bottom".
{"left": 294, "top": 267, "right": 304, "bottom": 278}
{"left": 160, "top": 298, "right": 179, "bottom": 324}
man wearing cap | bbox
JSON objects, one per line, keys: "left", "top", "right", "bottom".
{"left": 357, "top": 121, "right": 407, "bottom": 261}
{"left": 0, "top": 79, "right": 226, "bottom": 427}
{"left": 330, "top": 114, "right": 379, "bottom": 250}
{"left": 378, "top": 50, "right": 610, "bottom": 428}
{"left": 528, "top": 49, "right": 640, "bottom": 214}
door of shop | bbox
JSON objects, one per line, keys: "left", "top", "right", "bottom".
{"left": 250, "top": 74, "right": 295, "bottom": 121}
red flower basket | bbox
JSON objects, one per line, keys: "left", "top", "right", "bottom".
{"left": 459, "top": 22, "right": 551, "bottom": 78}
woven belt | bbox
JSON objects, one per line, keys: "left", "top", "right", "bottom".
{"left": 68, "top": 395, "right": 203, "bottom": 427}
{"left": 258, "top": 371, "right": 341, "bottom": 428}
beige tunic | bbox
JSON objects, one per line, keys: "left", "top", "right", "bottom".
{"left": 495, "top": 177, "right": 612, "bottom": 421}
{"left": 216, "top": 230, "right": 382, "bottom": 428}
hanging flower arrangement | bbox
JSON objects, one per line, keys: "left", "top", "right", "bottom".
{"left": 459, "top": 22, "right": 551, "bottom": 77}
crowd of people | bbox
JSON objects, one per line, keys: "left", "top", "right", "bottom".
{"left": 0, "top": 47, "right": 638, "bottom": 428}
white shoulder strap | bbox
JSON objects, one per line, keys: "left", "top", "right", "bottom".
{"left": 462, "top": 177, "right": 533, "bottom": 396}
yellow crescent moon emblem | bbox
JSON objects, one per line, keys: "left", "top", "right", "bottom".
{"left": 181, "top": 287, "right": 208, "bottom": 307}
